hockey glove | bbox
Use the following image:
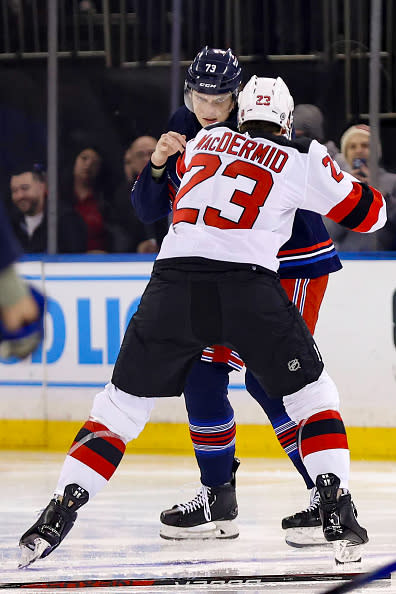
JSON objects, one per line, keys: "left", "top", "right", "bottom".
{"left": 0, "top": 287, "right": 45, "bottom": 360}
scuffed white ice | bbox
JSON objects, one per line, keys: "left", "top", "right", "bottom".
{"left": 1, "top": 453, "right": 395, "bottom": 593}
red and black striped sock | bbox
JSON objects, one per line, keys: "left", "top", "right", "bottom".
{"left": 68, "top": 420, "right": 126, "bottom": 481}
{"left": 298, "top": 410, "right": 348, "bottom": 458}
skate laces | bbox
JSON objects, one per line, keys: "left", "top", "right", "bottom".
{"left": 177, "top": 485, "right": 212, "bottom": 522}
{"left": 309, "top": 487, "right": 321, "bottom": 509}
{"left": 298, "top": 487, "right": 320, "bottom": 514}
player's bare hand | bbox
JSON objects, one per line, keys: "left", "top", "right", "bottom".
{"left": 1, "top": 294, "right": 39, "bottom": 332}
{"left": 151, "top": 132, "right": 187, "bottom": 167}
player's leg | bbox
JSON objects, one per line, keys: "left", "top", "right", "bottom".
{"left": 245, "top": 276, "right": 327, "bottom": 491}
{"left": 282, "top": 276, "right": 328, "bottom": 337}
{"left": 160, "top": 359, "right": 239, "bottom": 540}
{"left": 19, "top": 266, "right": 206, "bottom": 565}
{"left": 248, "top": 366, "right": 327, "bottom": 549}
{"left": 184, "top": 360, "right": 236, "bottom": 487}
{"left": 283, "top": 370, "right": 368, "bottom": 563}
{"left": 274, "top": 276, "right": 329, "bottom": 545}
{"left": 245, "top": 369, "right": 314, "bottom": 488}
{"left": 19, "top": 383, "right": 155, "bottom": 568}
{"left": 168, "top": 276, "right": 328, "bottom": 544}
{"left": 225, "top": 270, "right": 367, "bottom": 563}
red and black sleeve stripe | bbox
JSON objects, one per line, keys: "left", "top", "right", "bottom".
{"left": 326, "top": 181, "right": 384, "bottom": 231}
{"left": 168, "top": 180, "right": 177, "bottom": 204}
{"left": 176, "top": 152, "right": 187, "bottom": 181}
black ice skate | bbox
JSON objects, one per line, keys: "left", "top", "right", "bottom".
{"left": 159, "top": 458, "right": 239, "bottom": 540}
{"left": 316, "top": 473, "right": 368, "bottom": 564}
{"left": 18, "top": 484, "right": 89, "bottom": 568}
{"left": 281, "top": 486, "right": 328, "bottom": 547}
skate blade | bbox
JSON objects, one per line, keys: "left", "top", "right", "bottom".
{"left": 285, "top": 526, "right": 329, "bottom": 548}
{"left": 160, "top": 520, "right": 239, "bottom": 541}
{"left": 18, "top": 537, "right": 50, "bottom": 568}
{"left": 334, "top": 540, "right": 364, "bottom": 564}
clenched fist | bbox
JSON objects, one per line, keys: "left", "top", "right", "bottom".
{"left": 151, "top": 132, "right": 187, "bottom": 167}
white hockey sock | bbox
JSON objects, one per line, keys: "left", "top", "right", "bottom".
{"left": 53, "top": 383, "right": 155, "bottom": 499}
{"left": 303, "top": 448, "right": 350, "bottom": 490}
{"left": 55, "top": 455, "right": 108, "bottom": 498}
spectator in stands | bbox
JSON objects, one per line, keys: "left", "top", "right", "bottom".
{"left": 112, "top": 137, "right": 168, "bottom": 252}
{"left": 336, "top": 125, "right": 396, "bottom": 195}
{"left": 124, "top": 136, "right": 156, "bottom": 180}
{"left": 293, "top": 104, "right": 338, "bottom": 158}
{"left": 61, "top": 146, "right": 117, "bottom": 253}
{"left": 325, "top": 124, "right": 396, "bottom": 251}
{"left": 8, "top": 163, "right": 86, "bottom": 253}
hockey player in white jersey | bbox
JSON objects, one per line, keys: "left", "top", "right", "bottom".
{"left": 19, "top": 76, "right": 386, "bottom": 567}
{"left": 160, "top": 76, "right": 384, "bottom": 266}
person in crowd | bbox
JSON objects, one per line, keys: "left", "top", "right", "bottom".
{"left": 112, "top": 136, "right": 167, "bottom": 252}
{"left": 18, "top": 74, "right": 386, "bottom": 568}
{"left": 325, "top": 124, "right": 396, "bottom": 251}
{"left": 132, "top": 47, "right": 342, "bottom": 548}
{"left": 0, "top": 198, "right": 44, "bottom": 360}
{"left": 124, "top": 136, "right": 157, "bottom": 181}
{"left": 336, "top": 124, "right": 396, "bottom": 193}
{"left": 8, "top": 163, "right": 86, "bottom": 253}
{"left": 60, "top": 146, "right": 117, "bottom": 253}
{"left": 293, "top": 104, "right": 339, "bottom": 158}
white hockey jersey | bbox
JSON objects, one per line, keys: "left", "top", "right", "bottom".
{"left": 157, "top": 125, "right": 386, "bottom": 271}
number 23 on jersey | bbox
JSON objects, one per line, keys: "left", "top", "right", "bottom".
{"left": 173, "top": 153, "right": 274, "bottom": 230}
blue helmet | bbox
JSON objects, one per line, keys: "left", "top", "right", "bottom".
{"left": 184, "top": 46, "right": 242, "bottom": 111}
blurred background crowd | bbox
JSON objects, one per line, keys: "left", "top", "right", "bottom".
{"left": 1, "top": 0, "right": 396, "bottom": 254}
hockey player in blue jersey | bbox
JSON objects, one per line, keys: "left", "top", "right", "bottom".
{"left": 131, "top": 47, "right": 342, "bottom": 546}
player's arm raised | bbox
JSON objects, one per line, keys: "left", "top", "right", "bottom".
{"left": 132, "top": 132, "right": 187, "bottom": 224}
{"left": 151, "top": 132, "right": 186, "bottom": 167}
{"left": 303, "top": 140, "right": 386, "bottom": 234}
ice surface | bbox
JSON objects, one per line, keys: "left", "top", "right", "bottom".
{"left": 1, "top": 453, "right": 395, "bottom": 593}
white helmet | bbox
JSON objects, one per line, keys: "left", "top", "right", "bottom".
{"left": 238, "top": 75, "right": 294, "bottom": 139}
